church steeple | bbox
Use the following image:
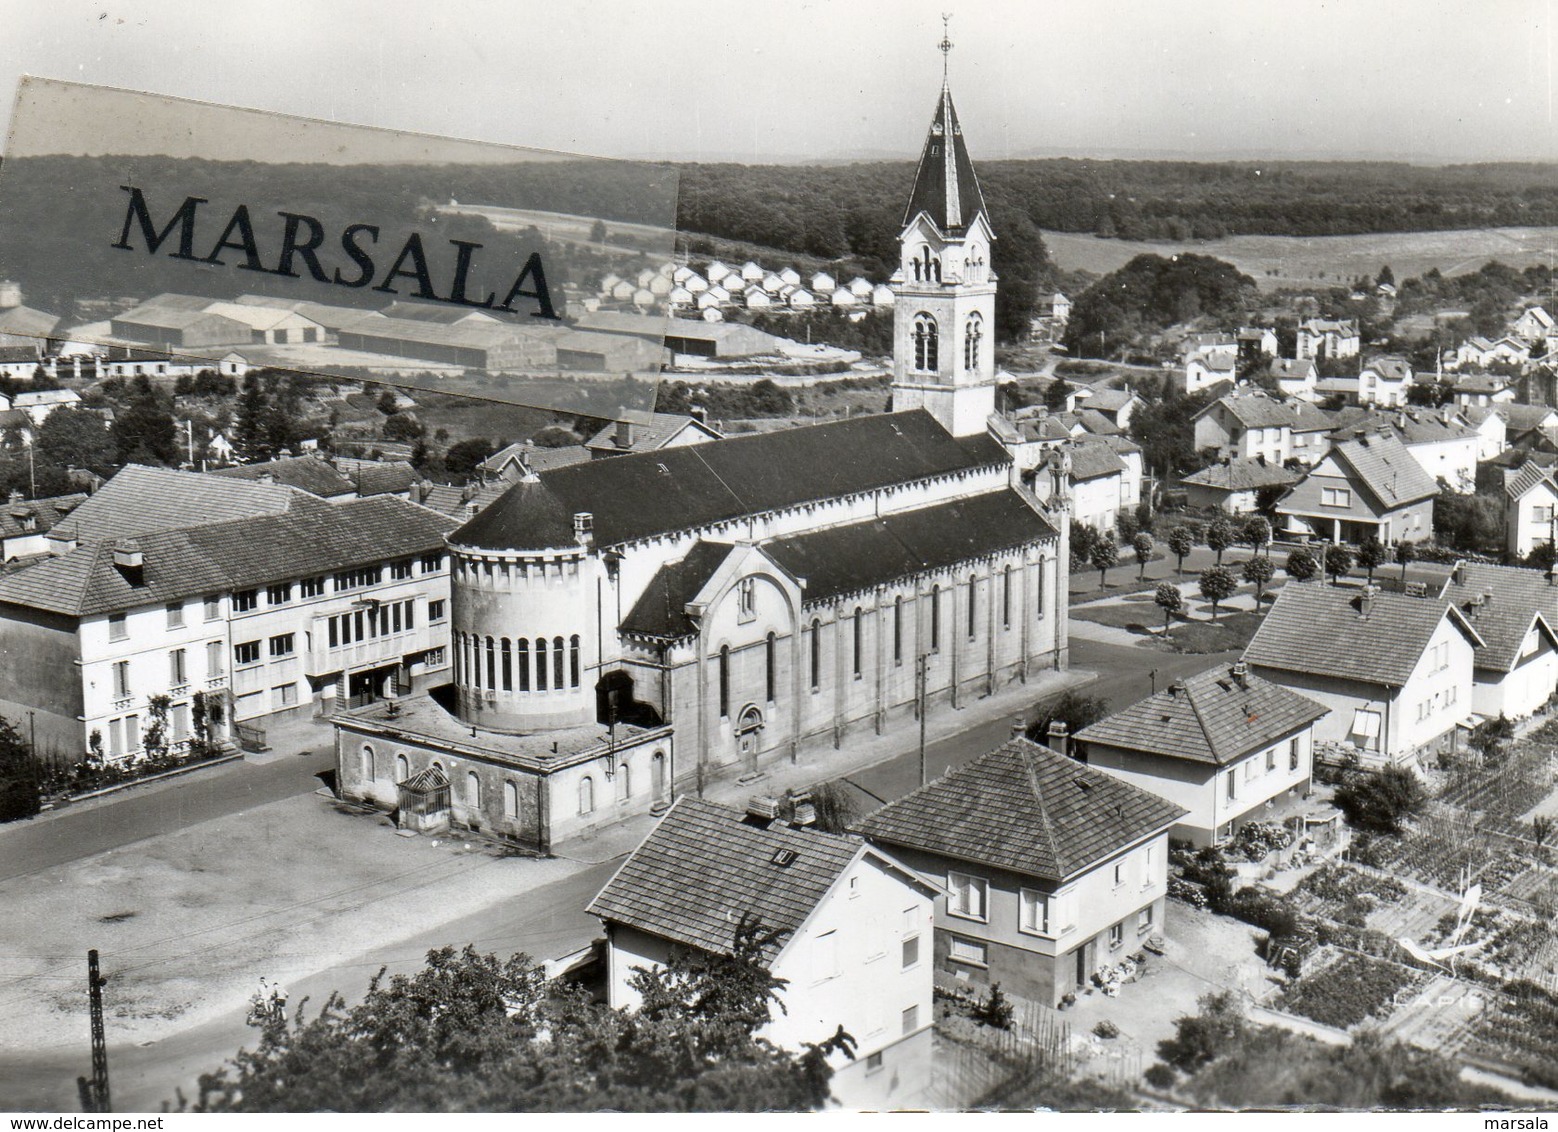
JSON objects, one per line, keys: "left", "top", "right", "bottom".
{"left": 901, "top": 21, "right": 989, "bottom": 237}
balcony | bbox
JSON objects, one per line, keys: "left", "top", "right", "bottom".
{"left": 307, "top": 625, "right": 433, "bottom": 678}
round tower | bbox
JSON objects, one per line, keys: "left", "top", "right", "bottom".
{"left": 446, "top": 480, "right": 601, "bottom": 732}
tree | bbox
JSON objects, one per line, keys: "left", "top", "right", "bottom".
{"left": 1377, "top": 265, "right": 1395, "bottom": 288}
{"left": 1090, "top": 536, "right": 1120, "bottom": 589}
{"left": 1395, "top": 540, "right": 1416, "bottom": 581}
{"left": 1026, "top": 691, "right": 1111, "bottom": 747}
{"left": 1333, "top": 766, "right": 1427, "bottom": 835}
{"left": 1286, "top": 546, "right": 1319, "bottom": 583}
{"left": 0, "top": 715, "right": 39, "bottom": 823}
{"left": 383, "top": 413, "right": 425, "bottom": 442}
{"left": 1132, "top": 532, "right": 1155, "bottom": 580}
{"left": 186, "top": 931, "right": 844, "bottom": 1113}
{"left": 1241, "top": 554, "right": 1275, "bottom": 606}
{"left": 1240, "top": 515, "right": 1271, "bottom": 557}
{"left": 35, "top": 405, "right": 117, "bottom": 475}
{"left": 445, "top": 438, "right": 496, "bottom": 480}
{"left": 233, "top": 373, "right": 271, "bottom": 463}
{"left": 1154, "top": 582, "right": 1184, "bottom": 633}
{"left": 1323, "top": 543, "right": 1355, "bottom": 585}
{"left": 109, "top": 376, "right": 179, "bottom": 466}
{"left": 1157, "top": 991, "right": 1248, "bottom": 1074}
{"left": 1070, "top": 521, "right": 1100, "bottom": 571}
{"left": 1167, "top": 525, "right": 1194, "bottom": 575}
{"left": 1198, "top": 565, "right": 1237, "bottom": 621}
{"left": 376, "top": 389, "right": 400, "bottom": 415}
{"left": 1356, "top": 536, "right": 1386, "bottom": 583}
{"left": 1205, "top": 517, "right": 1234, "bottom": 565}
{"left": 531, "top": 425, "right": 581, "bottom": 448}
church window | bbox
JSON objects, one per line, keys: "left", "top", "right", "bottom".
{"left": 1003, "top": 566, "right": 1013, "bottom": 629}
{"left": 553, "top": 636, "right": 565, "bottom": 689}
{"left": 737, "top": 576, "right": 756, "bottom": 620}
{"left": 536, "top": 638, "right": 549, "bottom": 691}
{"left": 964, "top": 312, "right": 983, "bottom": 370}
{"left": 467, "top": 771, "right": 481, "bottom": 810}
{"left": 913, "top": 314, "right": 939, "bottom": 372}
{"left": 765, "top": 632, "right": 777, "bottom": 703}
{"left": 968, "top": 575, "right": 978, "bottom": 639}
{"left": 852, "top": 607, "right": 864, "bottom": 678}
{"left": 504, "top": 780, "right": 518, "bottom": 819}
{"left": 579, "top": 775, "right": 595, "bottom": 816}
{"left": 570, "top": 635, "right": 581, "bottom": 688}
{"left": 893, "top": 596, "right": 904, "bottom": 666}
{"left": 485, "top": 637, "right": 496, "bottom": 691}
{"left": 809, "top": 619, "right": 822, "bottom": 691}
{"left": 516, "top": 639, "right": 530, "bottom": 691}
{"left": 718, "top": 645, "right": 731, "bottom": 719}
{"left": 501, "top": 639, "right": 512, "bottom": 691}
{"left": 1037, "top": 561, "right": 1047, "bottom": 621}
{"left": 931, "top": 585, "right": 942, "bottom": 651}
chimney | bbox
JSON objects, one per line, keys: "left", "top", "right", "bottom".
{"left": 46, "top": 526, "right": 77, "bottom": 555}
{"left": 1548, "top": 564, "right": 1558, "bottom": 588}
{"left": 1255, "top": 453, "right": 1266, "bottom": 467}
{"left": 6, "top": 490, "right": 19, "bottom": 505}
{"left": 257, "top": 472, "right": 275, "bottom": 485}
{"left": 1452, "top": 563, "right": 1465, "bottom": 587}
{"left": 573, "top": 511, "right": 594, "bottom": 547}
{"left": 689, "top": 404, "right": 708, "bottom": 425}
{"left": 1010, "top": 716, "right": 1026, "bottom": 739}
{"left": 1047, "top": 720, "right": 1070, "bottom": 758}
{"left": 746, "top": 795, "right": 781, "bottom": 823}
{"left": 1232, "top": 660, "right": 1249, "bottom": 687}
{"left": 615, "top": 418, "right": 634, "bottom": 448}
{"left": 112, "top": 539, "right": 143, "bottom": 570}
{"left": 1358, "top": 583, "right": 1378, "bottom": 619}
{"left": 790, "top": 793, "right": 817, "bottom": 828}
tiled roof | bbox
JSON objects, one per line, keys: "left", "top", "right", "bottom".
{"left": 1494, "top": 404, "right": 1558, "bottom": 432}
{"left": 1082, "top": 388, "right": 1135, "bottom": 412}
{"left": 1328, "top": 432, "right": 1440, "bottom": 507}
{"left": 1452, "top": 372, "right": 1510, "bottom": 394}
{"left": 210, "top": 456, "right": 357, "bottom": 498}
{"left": 1363, "top": 356, "right": 1412, "bottom": 381}
{"left": 1189, "top": 352, "right": 1236, "bottom": 373}
{"left": 1243, "top": 584, "right": 1483, "bottom": 688}
{"left": 619, "top": 541, "right": 736, "bottom": 639}
{"left": 0, "top": 494, "right": 455, "bottom": 618}
{"left": 1180, "top": 458, "right": 1300, "bottom": 493}
{"left": 0, "top": 305, "right": 60, "bottom": 338}
{"left": 0, "top": 493, "right": 87, "bottom": 540}
{"left": 478, "top": 442, "right": 591, "bottom": 475}
{"left": 1329, "top": 408, "right": 1475, "bottom": 446}
{"left": 587, "top": 797, "right": 867, "bottom": 962}
{"left": 0, "top": 346, "right": 41, "bottom": 364}
{"left": 1075, "top": 663, "right": 1328, "bottom": 767}
{"left": 56, "top": 465, "right": 304, "bottom": 542}
{"left": 450, "top": 411, "right": 1010, "bottom": 552}
{"left": 1505, "top": 460, "right": 1555, "bottom": 501}
{"left": 763, "top": 491, "right": 1057, "bottom": 607}
{"left": 1070, "top": 409, "right": 1122, "bottom": 436}
{"left": 352, "top": 462, "right": 420, "bottom": 497}
{"left": 1199, "top": 392, "right": 1332, "bottom": 431}
{"left": 1067, "top": 439, "right": 1126, "bottom": 482}
{"left": 584, "top": 412, "right": 720, "bottom": 454}
{"left": 1269, "top": 358, "right": 1317, "bottom": 381}
{"left": 1443, "top": 561, "right": 1558, "bottom": 673}
{"left": 856, "top": 738, "right": 1186, "bottom": 884}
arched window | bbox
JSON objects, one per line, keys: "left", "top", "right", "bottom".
{"left": 1037, "top": 559, "right": 1048, "bottom": 622}
{"left": 931, "top": 584, "right": 942, "bottom": 651}
{"left": 964, "top": 311, "right": 984, "bottom": 370}
{"left": 852, "top": 607, "right": 863, "bottom": 678}
{"left": 360, "top": 744, "right": 374, "bottom": 781}
{"left": 809, "top": 618, "right": 822, "bottom": 691}
{"left": 913, "top": 314, "right": 939, "bottom": 372}
{"left": 718, "top": 645, "right": 731, "bottom": 719}
{"left": 517, "top": 639, "right": 530, "bottom": 691}
{"left": 617, "top": 763, "right": 631, "bottom": 801}
{"left": 395, "top": 753, "right": 409, "bottom": 783}
{"left": 651, "top": 751, "right": 667, "bottom": 800}
{"left": 579, "top": 775, "right": 595, "bottom": 816}
{"left": 536, "top": 638, "right": 549, "bottom": 691}
{"left": 570, "top": 635, "right": 581, "bottom": 688}
{"left": 485, "top": 637, "right": 496, "bottom": 691}
{"left": 1003, "top": 565, "right": 1013, "bottom": 629}
{"left": 503, "top": 780, "right": 518, "bottom": 819}
{"left": 467, "top": 770, "right": 481, "bottom": 810}
{"left": 553, "top": 636, "right": 565, "bottom": 690}
{"left": 893, "top": 595, "right": 904, "bottom": 666}
{"left": 765, "top": 632, "right": 777, "bottom": 703}
{"left": 501, "top": 638, "right": 512, "bottom": 691}
{"left": 968, "top": 574, "right": 978, "bottom": 640}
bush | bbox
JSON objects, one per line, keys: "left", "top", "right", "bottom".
{"left": 0, "top": 716, "right": 40, "bottom": 823}
{"left": 972, "top": 983, "right": 1014, "bottom": 1030}
{"left": 1093, "top": 1020, "right": 1121, "bottom": 1039}
{"left": 1334, "top": 766, "right": 1427, "bottom": 834}
{"left": 1027, "top": 691, "right": 1111, "bottom": 747}
{"left": 1158, "top": 991, "right": 1247, "bottom": 1073}
{"left": 1143, "top": 1063, "right": 1177, "bottom": 1089}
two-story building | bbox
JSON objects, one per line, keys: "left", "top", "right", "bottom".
{"left": 856, "top": 737, "right": 1185, "bottom": 1009}
{"left": 1192, "top": 392, "right": 1333, "bottom": 466}
{"left": 1297, "top": 318, "right": 1360, "bottom": 361}
{"left": 1439, "top": 561, "right": 1558, "bottom": 720}
{"left": 588, "top": 796, "right": 938, "bottom": 1110}
{"left": 1455, "top": 406, "right": 1508, "bottom": 462}
{"left": 1276, "top": 430, "right": 1438, "bottom": 545}
{"left": 1329, "top": 408, "right": 1479, "bottom": 493}
{"left": 1357, "top": 357, "right": 1414, "bottom": 407}
{"left": 1243, "top": 584, "right": 1481, "bottom": 770}
{"left": 0, "top": 465, "right": 453, "bottom": 762}
{"left": 1075, "top": 661, "right": 1329, "bottom": 846}
{"left": 1268, "top": 357, "right": 1319, "bottom": 402}
{"left": 1504, "top": 461, "right": 1558, "bottom": 559}
{"left": 1179, "top": 457, "right": 1300, "bottom": 515}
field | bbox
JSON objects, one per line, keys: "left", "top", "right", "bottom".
{"left": 1042, "top": 226, "right": 1558, "bottom": 290}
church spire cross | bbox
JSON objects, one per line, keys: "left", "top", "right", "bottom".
{"left": 939, "top": 14, "right": 953, "bottom": 86}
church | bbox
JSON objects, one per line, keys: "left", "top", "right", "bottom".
{"left": 333, "top": 69, "right": 1074, "bottom": 851}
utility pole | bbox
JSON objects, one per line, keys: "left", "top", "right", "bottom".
{"left": 85, "top": 949, "right": 109, "bottom": 1112}
{"left": 916, "top": 654, "right": 929, "bottom": 788}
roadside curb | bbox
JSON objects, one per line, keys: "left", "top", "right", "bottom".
{"left": 54, "top": 752, "right": 248, "bottom": 804}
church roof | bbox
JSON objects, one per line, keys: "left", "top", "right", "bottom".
{"left": 902, "top": 86, "right": 989, "bottom": 236}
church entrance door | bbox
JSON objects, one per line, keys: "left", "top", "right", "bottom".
{"left": 735, "top": 705, "right": 764, "bottom": 774}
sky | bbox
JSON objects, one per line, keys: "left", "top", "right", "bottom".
{"left": 0, "top": 0, "right": 1554, "bottom": 165}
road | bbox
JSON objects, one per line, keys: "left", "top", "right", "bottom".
{"left": 0, "top": 624, "right": 1228, "bottom": 1112}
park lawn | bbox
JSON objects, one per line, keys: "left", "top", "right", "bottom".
{"left": 1159, "top": 610, "right": 1262, "bottom": 654}
{"left": 1070, "top": 602, "right": 1162, "bottom": 633}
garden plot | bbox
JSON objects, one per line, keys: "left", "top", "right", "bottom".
{"left": 1379, "top": 974, "right": 1491, "bottom": 1056}
{"left": 1278, "top": 950, "right": 1427, "bottom": 1031}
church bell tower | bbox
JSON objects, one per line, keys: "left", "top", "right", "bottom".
{"left": 891, "top": 21, "right": 998, "bottom": 438}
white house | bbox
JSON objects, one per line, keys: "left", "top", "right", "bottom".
{"left": 1185, "top": 350, "right": 1236, "bottom": 394}
{"left": 1357, "top": 356, "right": 1414, "bottom": 407}
{"left": 1077, "top": 661, "right": 1329, "bottom": 846}
{"left": 1458, "top": 336, "right": 1529, "bottom": 369}
{"left": 1297, "top": 318, "right": 1360, "bottom": 361}
{"left": 589, "top": 796, "right": 938, "bottom": 1110}
{"left": 1451, "top": 372, "right": 1516, "bottom": 407}
{"left": 1513, "top": 307, "right": 1555, "bottom": 344}
{"left": 810, "top": 271, "right": 837, "bottom": 294}
{"left": 1440, "top": 561, "right": 1558, "bottom": 721}
{"left": 857, "top": 737, "right": 1185, "bottom": 1009}
{"left": 1504, "top": 461, "right": 1558, "bottom": 559}
{"left": 1268, "top": 358, "right": 1319, "bottom": 401}
{"left": 1455, "top": 406, "right": 1508, "bottom": 462}
{"left": 1244, "top": 584, "right": 1481, "bottom": 770}
{"left": 1192, "top": 391, "right": 1334, "bottom": 466}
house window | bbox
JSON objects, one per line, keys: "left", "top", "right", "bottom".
{"left": 467, "top": 771, "right": 481, "bottom": 810}
{"left": 1290, "top": 737, "right": 1301, "bottom": 770}
{"left": 166, "top": 602, "right": 184, "bottom": 629}
{"left": 718, "top": 646, "right": 731, "bottom": 719}
{"left": 516, "top": 639, "right": 530, "bottom": 691}
{"left": 108, "top": 613, "right": 127, "bottom": 642}
{"left": 949, "top": 937, "right": 988, "bottom": 967}
{"left": 579, "top": 775, "right": 594, "bottom": 815}
{"left": 390, "top": 559, "right": 413, "bottom": 580}
{"left": 206, "top": 640, "right": 224, "bottom": 677}
{"left": 168, "top": 648, "right": 186, "bottom": 685}
{"left": 420, "top": 552, "right": 443, "bottom": 574}
{"left": 429, "top": 599, "right": 446, "bottom": 622}
{"left": 300, "top": 576, "right": 325, "bottom": 598}
{"left": 948, "top": 871, "right": 988, "bottom": 921}
{"left": 815, "top": 930, "right": 840, "bottom": 980}
{"left": 112, "top": 660, "right": 130, "bottom": 698}
{"left": 233, "top": 589, "right": 258, "bottom": 612}
{"left": 1266, "top": 747, "right": 1276, "bottom": 772}
{"left": 963, "top": 311, "right": 983, "bottom": 371}
{"left": 395, "top": 754, "right": 409, "bottom": 783}
{"left": 1113, "top": 861, "right": 1125, "bottom": 888}
{"left": 967, "top": 575, "right": 977, "bottom": 639}
{"left": 266, "top": 583, "right": 291, "bottom": 606}
{"left": 273, "top": 683, "right": 297, "bottom": 707}
{"left": 901, "top": 934, "right": 920, "bottom": 970}
{"left": 171, "top": 702, "right": 190, "bottom": 741}
{"left": 865, "top": 1052, "right": 884, "bottom": 1074}
{"left": 1139, "top": 904, "right": 1155, "bottom": 934}
{"left": 902, "top": 1005, "right": 920, "bottom": 1036}
{"left": 765, "top": 632, "right": 777, "bottom": 703}
{"left": 501, "top": 639, "right": 512, "bottom": 691}
{"left": 1321, "top": 486, "right": 1351, "bottom": 508}
{"left": 536, "top": 637, "right": 548, "bottom": 691}
{"left": 1108, "top": 922, "right": 1125, "bottom": 950}
{"left": 204, "top": 595, "right": 221, "bottom": 621}
{"left": 1019, "top": 888, "right": 1050, "bottom": 936}
{"left": 569, "top": 635, "right": 580, "bottom": 688}
{"left": 913, "top": 314, "right": 939, "bottom": 372}
{"left": 1036, "top": 560, "right": 1047, "bottom": 621}
{"left": 1226, "top": 770, "right": 1237, "bottom": 802}
{"left": 268, "top": 633, "right": 295, "bottom": 657}
{"left": 234, "top": 641, "right": 261, "bottom": 666}
{"left": 1003, "top": 565, "right": 1012, "bottom": 629}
